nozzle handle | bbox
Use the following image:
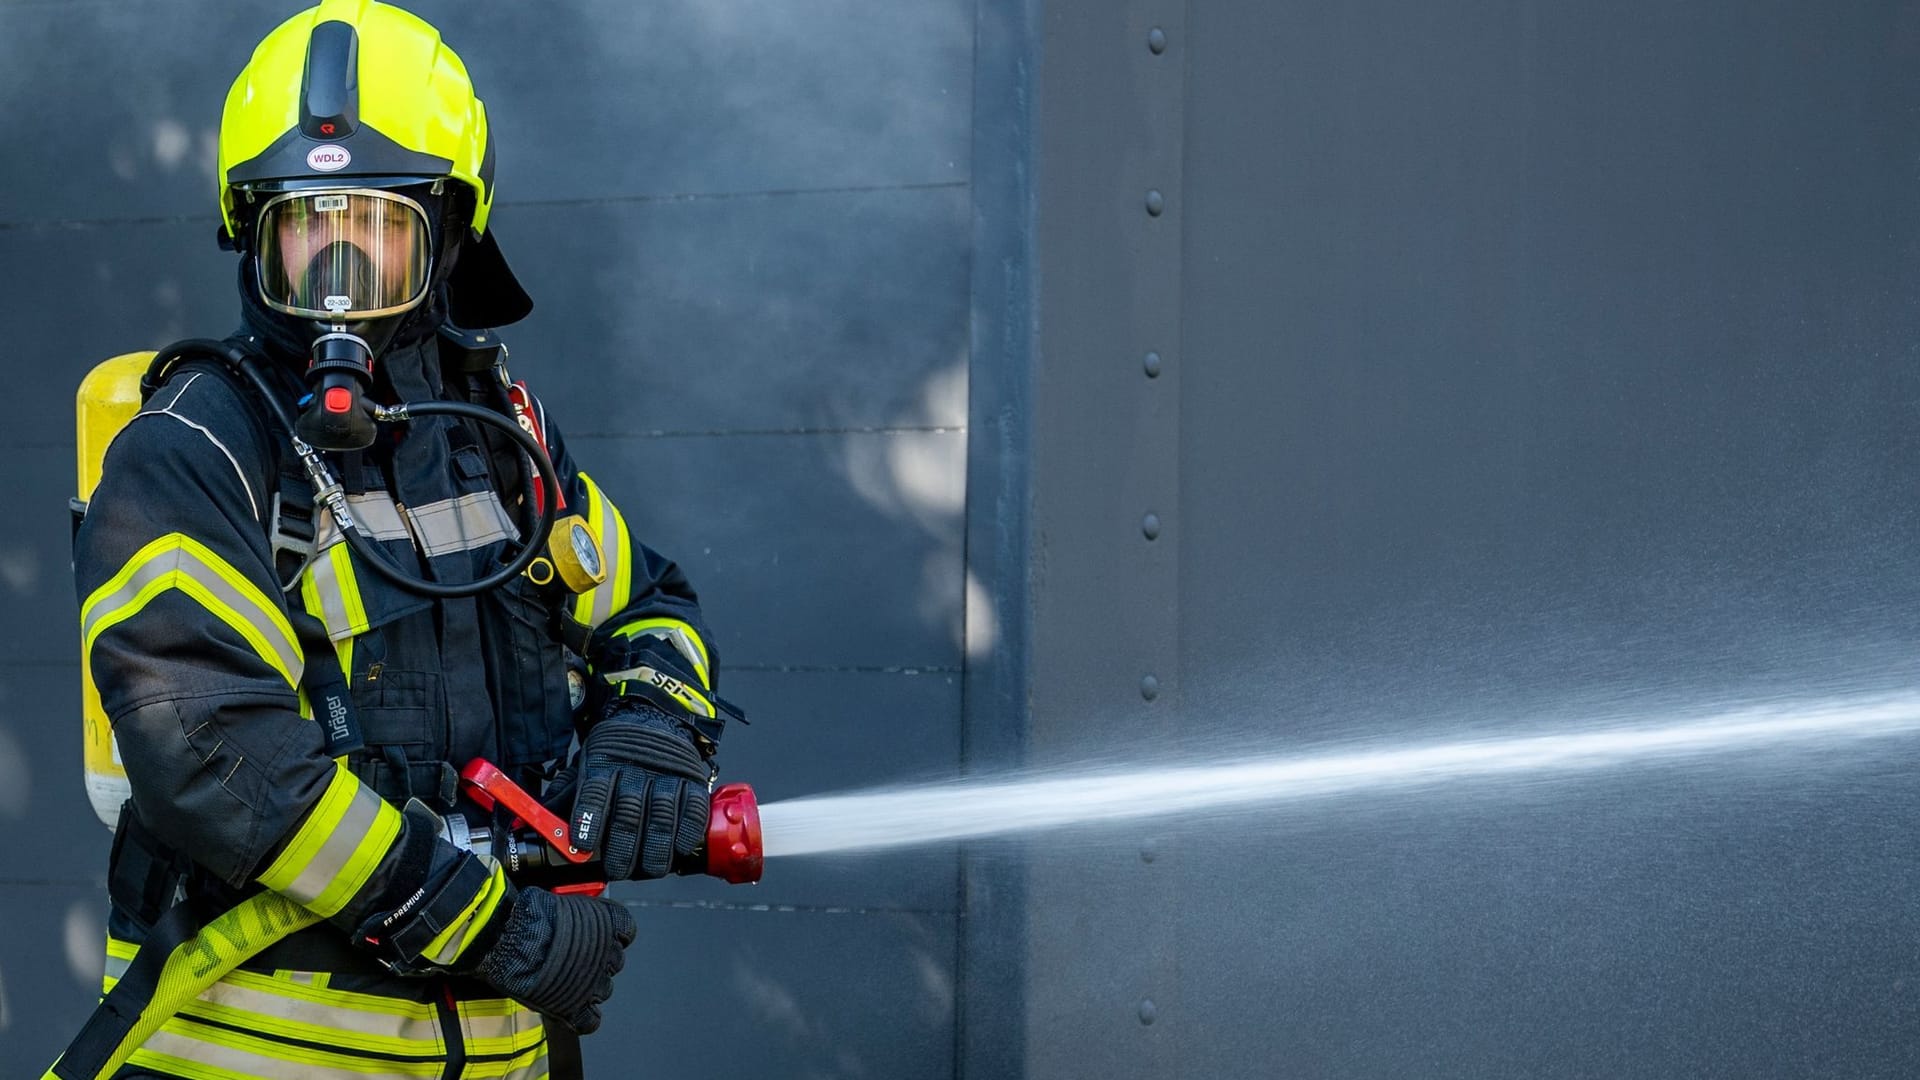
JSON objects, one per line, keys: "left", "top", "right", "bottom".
{"left": 455, "top": 759, "right": 762, "bottom": 886}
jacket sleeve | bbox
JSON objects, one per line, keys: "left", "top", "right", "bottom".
{"left": 536, "top": 403, "right": 726, "bottom": 734}
{"left": 77, "top": 372, "right": 506, "bottom": 965}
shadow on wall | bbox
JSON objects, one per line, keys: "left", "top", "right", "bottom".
{"left": 838, "top": 359, "right": 983, "bottom": 658}
{"left": 729, "top": 911, "right": 955, "bottom": 1068}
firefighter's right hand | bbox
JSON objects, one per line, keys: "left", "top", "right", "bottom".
{"left": 561, "top": 701, "right": 712, "bottom": 880}
{"left": 474, "top": 885, "right": 637, "bottom": 1034}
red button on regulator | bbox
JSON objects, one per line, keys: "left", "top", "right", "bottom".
{"left": 324, "top": 387, "right": 354, "bottom": 414}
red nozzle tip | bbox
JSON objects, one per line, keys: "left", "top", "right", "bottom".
{"left": 324, "top": 387, "right": 354, "bottom": 414}
{"left": 705, "top": 783, "right": 762, "bottom": 884}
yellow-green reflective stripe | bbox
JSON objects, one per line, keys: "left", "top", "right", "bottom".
{"left": 457, "top": 997, "right": 547, "bottom": 1057}
{"left": 82, "top": 533, "right": 303, "bottom": 689}
{"left": 102, "top": 947, "right": 452, "bottom": 1054}
{"left": 129, "top": 1021, "right": 441, "bottom": 1080}
{"left": 107, "top": 941, "right": 527, "bottom": 1050}
{"left": 465, "top": 1046, "right": 550, "bottom": 1080}
{"left": 571, "top": 473, "right": 633, "bottom": 629}
{"left": 185, "top": 973, "right": 442, "bottom": 1057}
{"left": 423, "top": 859, "right": 509, "bottom": 966}
{"left": 256, "top": 766, "right": 400, "bottom": 917}
{"left": 102, "top": 938, "right": 134, "bottom": 991}
{"left": 103, "top": 973, "right": 446, "bottom": 1061}
{"left": 301, "top": 536, "right": 370, "bottom": 642}
{"left": 83, "top": 892, "right": 320, "bottom": 1080}
{"left": 608, "top": 617, "right": 711, "bottom": 689}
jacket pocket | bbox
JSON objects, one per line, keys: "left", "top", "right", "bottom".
{"left": 482, "top": 575, "right": 576, "bottom": 767}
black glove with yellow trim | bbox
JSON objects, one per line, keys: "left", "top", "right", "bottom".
{"left": 353, "top": 806, "right": 635, "bottom": 1033}
{"left": 474, "top": 885, "right": 636, "bottom": 1034}
{"left": 556, "top": 701, "right": 712, "bottom": 880}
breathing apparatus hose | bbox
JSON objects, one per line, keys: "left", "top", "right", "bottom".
{"left": 331, "top": 398, "right": 558, "bottom": 598}
{"left": 148, "top": 338, "right": 560, "bottom": 600}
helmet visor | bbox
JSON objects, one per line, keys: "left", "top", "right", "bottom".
{"left": 256, "top": 189, "right": 432, "bottom": 320}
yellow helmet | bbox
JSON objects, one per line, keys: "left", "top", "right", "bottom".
{"left": 219, "top": 0, "right": 495, "bottom": 237}
{"left": 220, "top": 0, "right": 529, "bottom": 329}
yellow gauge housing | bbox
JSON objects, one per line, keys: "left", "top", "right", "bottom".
{"left": 548, "top": 514, "right": 607, "bottom": 594}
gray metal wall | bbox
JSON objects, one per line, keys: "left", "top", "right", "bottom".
{"left": 10, "top": 1, "right": 1920, "bottom": 1078}
{"left": 0, "top": 1, "right": 995, "bottom": 1075}
{"left": 1022, "top": 1, "right": 1920, "bottom": 1078}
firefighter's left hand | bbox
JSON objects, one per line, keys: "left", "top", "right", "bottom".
{"left": 562, "top": 701, "right": 711, "bottom": 879}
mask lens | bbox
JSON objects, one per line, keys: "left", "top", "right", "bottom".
{"left": 257, "top": 191, "right": 431, "bottom": 319}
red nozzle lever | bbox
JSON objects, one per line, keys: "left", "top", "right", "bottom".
{"left": 459, "top": 759, "right": 592, "bottom": 864}
{"left": 457, "top": 759, "right": 762, "bottom": 886}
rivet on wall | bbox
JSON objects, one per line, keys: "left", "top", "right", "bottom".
{"left": 1148, "top": 27, "right": 1167, "bottom": 54}
{"left": 1146, "top": 189, "right": 1165, "bottom": 216}
{"left": 1142, "top": 512, "right": 1162, "bottom": 540}
{"left": 1140, "top": 674, "right": 1160, "bottom": 700}
{"left": 1144, "top": 350, "right": 1162, "bottom": 378}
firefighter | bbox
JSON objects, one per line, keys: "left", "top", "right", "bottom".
{"left": 63, "top": 2, "right": 730, "bottom": 1077}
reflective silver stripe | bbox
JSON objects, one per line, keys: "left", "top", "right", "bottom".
{"left": 277, "top": 782, "right": 386, "bottom": 909}
{"left": 313, "top": 495, "right": 413, "bottom": 547}
{"left": 136, "top": 1026, "right": 429, "bottom": 1080}
{"left": 611, "top": 621, "right": 710, "bottom": 687}
{"left": 316, "top": 492, "right": 517, "bottom": 556}
{"left": 597, "top": 664, "right": 715, "bottom": 718}
{"left": 346, "top": 492, "right": 412, "bottom": 542}
{"left": 462, "top": 1008, "right": 534, "bottom": 1045}
{"left": 81, "top": 539, "right": 303, "bottom": 688}
{"left": 404, "top": 491, "right": 519, "bottom": 557}
{"left": 195, "top": 977, "right": 443, "bottom": 1046}
{"left": 104, "top": 952, "right": 131, "bottom": 984}
{"left": 587, "top": 488, "right": 623, "bottom": 627}
{"left": 502, "top": 1050, "right": 550, "bottom": 1080}
{"left": 459, "top": 997, "right": 547, "bottom": 1060}
{"left": 304, "top": 544, "right": 357, "bottom": 642}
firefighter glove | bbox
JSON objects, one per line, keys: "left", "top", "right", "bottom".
{"left": 474, "top": 886, "right": 636, "bottom": 1034}
{"left": 565, "top": 701, "right": 711, "bottom": 880}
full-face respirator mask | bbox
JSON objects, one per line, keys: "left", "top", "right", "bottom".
{"left": 241, "top": 180, "right": 450, "bottom": 451}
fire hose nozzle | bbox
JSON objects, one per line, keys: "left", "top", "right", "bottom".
{"left": 702, "top": 783, "right": 763, "bottom": 884}
{"left": 455, "top": 758, "right": 762, "bottom": 887}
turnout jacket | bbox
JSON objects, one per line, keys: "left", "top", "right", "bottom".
{"left": 74, "top": 327, "right": 719, "bottom": 1079}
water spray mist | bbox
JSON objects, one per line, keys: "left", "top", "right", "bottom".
{"left": 754, "top": 692, "right": 1920, "bottom": 859}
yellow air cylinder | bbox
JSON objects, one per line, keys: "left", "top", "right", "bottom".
{"left": 76, "top": 352, "right": 155, "bottom": 829}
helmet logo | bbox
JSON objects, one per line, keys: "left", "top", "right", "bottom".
{"left": 306, "top": 144, "right": 351, "bottom": 172}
